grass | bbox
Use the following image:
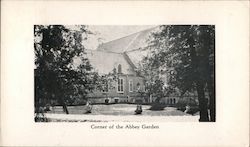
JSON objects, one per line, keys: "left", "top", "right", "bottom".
{"left": 47, "top": 104, "right": 188, "bottom": 116}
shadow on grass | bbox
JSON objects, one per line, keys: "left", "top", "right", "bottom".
{"left": 148, "top": 103, "right": 168, "bottom": 111}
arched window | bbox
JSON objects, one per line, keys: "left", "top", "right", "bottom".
{"left": 118, "top": 64, "right": 122, "bottom": 73}
{"left": 173, "top": 98, "right": 176, "bottom": 104}
{"left": 117, "top": 78, "right": 124, "bottom": 93}
{"left": 136, "top": 83, "right": 141, "bottom": 91}
{"left": 170, "top": 99, "right": 173, "bottom": 104}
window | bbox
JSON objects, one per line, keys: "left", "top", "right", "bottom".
{"left": 118, "top": 64, "right": 122, "bottom": 73}
{"left": 129, "top": 80, "right": 133, "bottom": 92}
{"left": 117, "top": 78, "right": 124, "bottom": 93}
{"left": 102, "top": 82, "right": 108, "bottom": 93}
{"left": 136, "top": 83, "right": 141, "bottom": 91}
{"left": 114, "top": 98, "right": 119, "bottom": 103}
{"left": 170, "top": 98, "right": 173, "bottom": 104}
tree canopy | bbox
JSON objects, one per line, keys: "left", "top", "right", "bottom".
{"left": 139, "top": 25, "right": 215, "bottom": 121}
{"left": 34, "top": 25, "right": 100, "bottom": 114}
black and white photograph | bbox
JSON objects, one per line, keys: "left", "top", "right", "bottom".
{"left": 1, "top": 1, "right": 249, "bottom": 146}
{"left": 34, "top": 25, "right": 215, "bottom": 122}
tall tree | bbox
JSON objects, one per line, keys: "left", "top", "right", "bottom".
{"left": 137, "top": 60, "right": 166, "bottom": 103}
{"left": 34, "top": 25, "right": 98, "bottom": 114}
{"left": 140, "top": 25, "right": 215, "bottom": 121}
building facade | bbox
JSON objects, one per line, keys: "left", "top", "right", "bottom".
{"left": 85, "top": 49, "right": 147, "bottom": 104}
{"left": 85, "top": 27, "right": 198, "bottom": 105}
{"left": 84, "top": 28, "right": 158, "bottom": 104}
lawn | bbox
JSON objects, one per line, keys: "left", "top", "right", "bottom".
{"left": 48, "top": 104, "right": 188, "bottom": 116}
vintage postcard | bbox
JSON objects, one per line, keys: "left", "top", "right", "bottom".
{"left": 1, "top": 1, "right": 249, "bottom": 146}
{"left": 34, "top": 25, "right": 215, "bottom": 123}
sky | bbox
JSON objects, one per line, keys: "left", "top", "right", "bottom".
{"left": 83, "top": 25, "right": 156, "bottom": 50}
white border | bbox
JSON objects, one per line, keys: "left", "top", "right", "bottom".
{"left": 1, "top": 1, "right": 249, "bottom": 146}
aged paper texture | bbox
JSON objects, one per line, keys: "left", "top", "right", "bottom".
{"left": 1, "top": 0, "right": 249, "bottom": 146}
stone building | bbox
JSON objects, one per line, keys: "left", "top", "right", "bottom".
{"left": 85, "top": 27, "right": 198, "bottom": 105}
{"left": 85, "top": 28, "right": 155, "bottom": 104}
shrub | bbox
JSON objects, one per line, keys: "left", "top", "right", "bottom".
{"left": 176, "top": 98, "right": 198, "bottom": 111}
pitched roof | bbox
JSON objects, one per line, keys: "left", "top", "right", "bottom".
{"left": 87, "top": 27, "right": 159, "bottom": 73}
{"left": 85, "top": 49, "right": 135, "bottom": 75}
{"left": 125, "top": 49, "right": 150, "bottom": 67}
{"left": 97, "top": 27, "right": 157, "bottom": 53}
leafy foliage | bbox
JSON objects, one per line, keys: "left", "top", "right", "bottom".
{"left": 34, "top": 25, "right": 99, "bottom": 112}
{"left": 139, "top": 25, "right": 215, "bottom": 121}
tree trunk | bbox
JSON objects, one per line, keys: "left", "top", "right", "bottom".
{"left": 62, "top": 104, "right": 69, "bottom": 114}
{"left": 208, "top": 81, "right": 215, "bottom": 122}
{"left": 196, "top": 81, "right": 209, "bottom": 122}
{"left": 59, "top": 97, "right": 69, "bottom": 114}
